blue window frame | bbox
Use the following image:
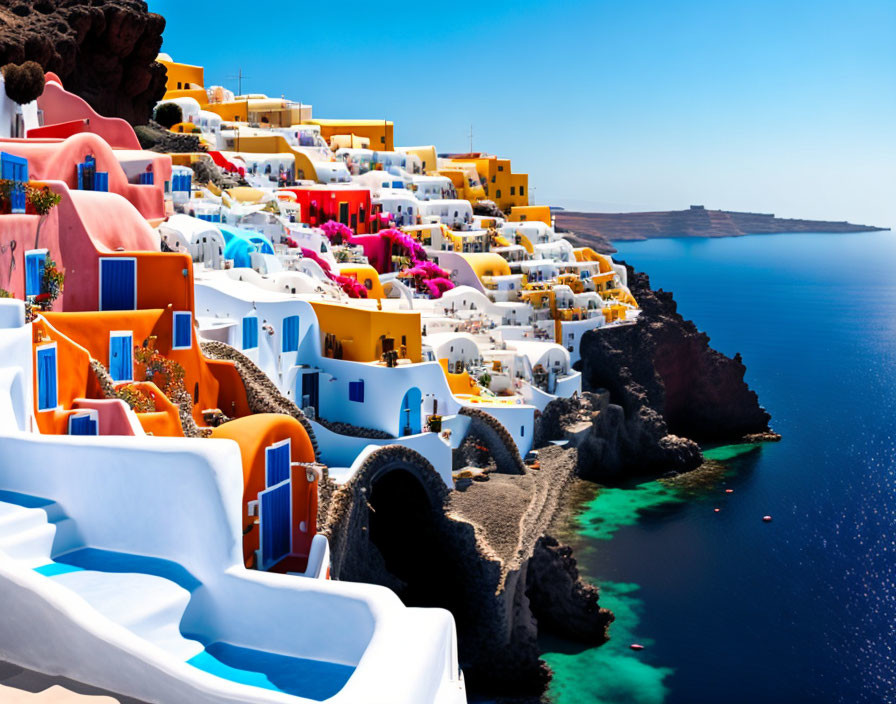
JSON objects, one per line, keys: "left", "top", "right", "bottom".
{"left": 25, "top": 249, "right": 47, "bottom": 297}
{"left": 348, "top": 380, "right": 365, "bottom": 403}
{"left": 36, "top": 345, "right": 57, "bottom": 411}
{"left": 138, "top": 171, "right": 154, "bottom": 185}
{"left": 242, "top": 316, "right": 258, "bottom": 349}
{"left": 99, "top": 258, "right": 136, "bottom": 311}
{"left": 109, "top": 332, "right": 133, "bottom": 382}
{"left": 69, "top": 413, "right": 98, "bottom": 436}
{"left": 172, "top": 311, "right": 192, "bottom": 350}
{"left": 282, "top": 315, "right": 299, "bottom": 352}
{"left": 265, "top": 439, "right": 291, "bottom": 487}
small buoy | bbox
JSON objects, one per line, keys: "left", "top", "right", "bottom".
{"left": 725, "top": 489, "right": 734, "bottom": 494}
{"left": 762, "top": 515, "right": 772, "bottom": 522}
{"left": 713, "top": 508, "right": 721, "bottom": 513}
{"left": 630, "top": 643, "right": 645, "bottom": 651}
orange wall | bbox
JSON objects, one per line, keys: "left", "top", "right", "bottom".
{"left": 31, "top": 318, "right": 91, "bottom": 435}
{"left": 210, "top": 414, "right": 317, "bottom": 568}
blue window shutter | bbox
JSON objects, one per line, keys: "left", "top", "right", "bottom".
{"left": 282, "top": 315, "right": 299, "bottom": 352}
{"left": 100, "top": 259, "right": 136, "bottom": 311}
{"left": 95, "top": 172, "right": 108, "bottom": 192}
{"left": 1, "top": 152, "right": 28, "bottom": 182}
{"left": 77, "top": 163, "right": 85, "bottom": 190}
{"left": 109, "top": 334, "right": 132, "bottom": 381}
{"left": 260, "top": 481, "right": 291, "bottom": 567}
{"left": 242, "top": 316, "right": 258, "bottom": 349}
{"left": 37, "top": 347, "right": 57, "bottom": 411}
{"left": 25, "top": 251, "right": 46, "bottom": 297}
{"left": 265, "top": 441, "right": 291, "bottom": 486}
{"left": 349, "top": 380, "right": 364, "bottom": 403}
{"left": 173, "top": 312, "right": 192, "bottom": 349}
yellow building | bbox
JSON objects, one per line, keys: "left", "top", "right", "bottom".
{"left": 509, "top": 205, "right": 551, "bottom": 226}
{"left": 447, "top": 155, "right": 529, "bottom": 212}
{"left": 397, "top": 146, "right": 437, "bottom": 173}
{"left": 159, "top": 59, "right": 204, "bottom": 93}
{"left": 306, "top": 119, "right": 394, "bottom": 151}
{"left": 246, "top": 99, "right": 311, "bottom": 127}
{"left": 218, "top": 133, "right": 320, "bottom": 181}
{"left": 310, "top": 301, "right": 422, "bottom": 363}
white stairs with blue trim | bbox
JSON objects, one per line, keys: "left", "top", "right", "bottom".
{"left": 0, "top": 492, "right": 205, "bottom": 662}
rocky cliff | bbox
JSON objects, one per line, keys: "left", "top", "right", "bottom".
{"left": 556, "top": 206, "right": 887, "bottom": 253}
{"left": 0, "top": 0, "right": 166, "bottom": 124}
{"left": 566, "top": 265, "right": 775, "bottom": 480}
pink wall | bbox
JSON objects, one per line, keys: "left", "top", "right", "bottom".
{"left": 36, "top": 81, "right": 142, "bottom": 150}
{"left": 0, "top": 133, "right": 169, "bottom": 220}
{"left": 0, "top": 215, "right": 40, "bottom": 297}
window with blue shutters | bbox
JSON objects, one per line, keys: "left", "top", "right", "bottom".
{"left": 93, "top": 172, "right": 109, "bottom": 192}
{"left": 242, "top": 316, "right": 258, "bottom": 349}
{"left": 36, "top": 345, "right": 57, "bottom": 411}
{"left": 265, "top": 439, "right": 291, "bottom": 487}
{"left": 172, "top": 311, "right": 192, "bottom": 350}
{"left": 68, "top": 413, "right": 98, "bottom": 435}
{"left": 282, "top": 315, "right": 299, "bottom": 352}
{"left": 3, "top": 152, "right": 29, "bottom": 214}
{"left": 138, "top": 171, "right": 154, "bottom": 185}
{"left": 348, "top": 380, "right": 365, "bottom": 403}
{"left": 25, "top": 249, "right": 47, "bottom": 297}
{"left": 99, "top": 258, "right": 137, "bottom": 311}
{"left": 109, "top": 332, "right": 133, "bottom": 382}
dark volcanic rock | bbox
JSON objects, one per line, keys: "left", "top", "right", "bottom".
{"left": 526, "top": 535, "right": 613, "bottom": 642}
{"left": 575, "top": 265, "right": 773, "bottom": 479}
{"left": 0, "top": 0, "right": 167, "bottom": 124}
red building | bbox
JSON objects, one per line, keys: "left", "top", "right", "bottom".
{"left": 283, "top": 185, "right": 374, "bottom": 234}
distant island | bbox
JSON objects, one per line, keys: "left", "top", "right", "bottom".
{"left": 554, "top": 205, "right": 889, "bottom": 253}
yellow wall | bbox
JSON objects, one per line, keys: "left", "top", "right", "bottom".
{"left": 203, "top": 101, "right": 249, "bottom": 123}
{"left": 438, "top": 359, "right": 481, "bottom": 397}
{"left": 459, "top": 252, "right": 512, "bottom": 280}
{"left": 509, "top": 205, "right": 550, "bottom": 226}
{"left": 310, "top": 301, "right": 422, "bottom": 363}
{"left": 308, "top": 120, "right": 394, "bottom": 151}
{"left": 159, "top": 60, "right": 205, "bottom": 93}
{"left": 452, "top": 155, "right": 528, "bottom": 211}
{"left": 398, "top": 146, "right": 437, "bottom": 173}
{"left": 336, "top": 264, "right": 385, "bottom": 299}
{"left": 162, "top": 88, "right": 209, "bottom": 105}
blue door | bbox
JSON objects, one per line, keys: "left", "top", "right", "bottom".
{"left": 300, "top": 372, "right": 319, "bottom": 414}
{"left": 109, "top": 333, "right": 133, "bottom": 381}
{"left": 25, "top": 250, "right": 46, "bottom": 297}
{"left": 242, "top": 316, "right": 258, "bottom": 349}
{"left": 36, "top": 346, "right": 57, "bottom": 411}
{"left": 265, "top": 440, "right": 291, "bottom": 486}
{"left": 260, "top": 481, "right": 291, "bottom": 569}
{"left": 282, "top": 315, "right": 299, "bottom": 352}
{"left": 100, "top": 259, "right": 136, "bottom": 311}
{"left": 69, "top": 414, "right": 98, "bottom": 435}
{"left": 400, "top": 387, "right": 422, "bottom": 435}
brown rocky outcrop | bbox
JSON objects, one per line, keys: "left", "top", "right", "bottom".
{"left": 0, "top": 0, "right": 167, "bottom": 124}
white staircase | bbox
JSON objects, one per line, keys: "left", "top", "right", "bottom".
{"left": 0, "top": 492, "right": 204, "bottom": 662}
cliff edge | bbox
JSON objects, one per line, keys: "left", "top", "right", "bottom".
{"left": 0, "top": 0, "right": 166, "bottom": 124}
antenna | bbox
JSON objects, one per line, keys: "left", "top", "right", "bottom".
{"left": 226, "top": 68, "right": 250, "bottom": 96}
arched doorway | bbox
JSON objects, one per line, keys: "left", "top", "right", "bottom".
{"left": 400, "top": 387, "right": 422, "bottom": 436}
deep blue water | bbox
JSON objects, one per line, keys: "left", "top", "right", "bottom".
{"left": 544, "top": 231, "right": 896, "bottom": 704}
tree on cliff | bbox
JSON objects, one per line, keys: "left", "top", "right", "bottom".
{"left": 1, "top": 61, "right": 45, "bottom": 105}
{"left": 153, "top": 102, "right": 182, "bottom": 129}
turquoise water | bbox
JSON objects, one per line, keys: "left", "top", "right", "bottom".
{"left": 544, "top": 231, "right": 896, "bottom": 704}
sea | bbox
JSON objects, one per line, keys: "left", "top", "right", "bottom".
{"left": 542, "top": 230, "right": 896, "bottom": 704}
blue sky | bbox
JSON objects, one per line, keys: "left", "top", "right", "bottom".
{"left": 150, "top": 0, "right": 895, "bottom": 227}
